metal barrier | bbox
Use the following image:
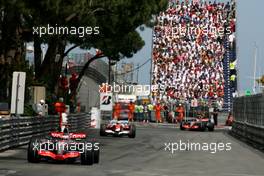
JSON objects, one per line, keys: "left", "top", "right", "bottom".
{"left": 233, "top": 94, "right": 264, "bottom": 126}
{"left": 0, "top": 113, "right": 91, "bottom": 151}
{"left": 231, "top": 121, "right": 264, "bottom": 149}
{"left": 232, "top": 94, "right": 264, "bottom": 149}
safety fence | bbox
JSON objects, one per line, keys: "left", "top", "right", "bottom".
{"left": 232, "top": 94, "right": 264, "bottom": 149}
{"left": 0, "top": 113, "right": 91, "bottom": 151}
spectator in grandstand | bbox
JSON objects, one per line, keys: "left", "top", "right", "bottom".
{"left": 152, "top": 0, "right": 235, "bottom": 108}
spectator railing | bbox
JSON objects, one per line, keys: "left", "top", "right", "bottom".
{"left": 0, "top": 113, "right": 91, "bottom": 151}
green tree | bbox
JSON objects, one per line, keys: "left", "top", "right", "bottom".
{"left": 0, "top": 0, "right": 32, "bottom": 102}
{"left": 256, "top": 75, "right": 264, "bottom": 86}
{"left": 0, "top": 0, "right": 168, "bottom": 101}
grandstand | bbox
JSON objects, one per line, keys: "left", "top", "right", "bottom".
{"left": 151, "top": 0, "right": 236, "bottom": 110}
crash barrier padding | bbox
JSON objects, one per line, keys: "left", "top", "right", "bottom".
{"left": 231, "top": 121, "right": 264, "bottom": 150}
{"left": 0, "top": 113, "right": 91, "bottom": 151}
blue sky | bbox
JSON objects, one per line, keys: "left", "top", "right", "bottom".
{"left": 69, "top": 0, "right": 264, "bottom": 94}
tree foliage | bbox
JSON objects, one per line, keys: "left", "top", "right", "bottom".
{"left": 0, "top": 0, "right": 168, "bottom": 101}
{"left": 256, "top": 75, "right": 264, "bottom": 85}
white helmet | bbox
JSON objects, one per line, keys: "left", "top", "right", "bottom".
{"left": 40, "top": 99, "right": 45, "bottom": 104}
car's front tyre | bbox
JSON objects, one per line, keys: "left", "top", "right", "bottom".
{"left": 128, "top": 124, "right": 136, "bottom": 138}
{"left": 27, "top": 137, "right": 40, "bottom": 163}
{"left": 93, "top": 141, "right": 100, "bottom": 164}
{"left": 100, "top": 124, "right": 106, "bottom": 136}
{"left": 180, "top": 123, "right": 185, "bottom": 130}
{"left": 81, "top": 141, "right": 94, "bottom": 165}
{"left": 207, "top": 123, "right": 215, "bottom": 131}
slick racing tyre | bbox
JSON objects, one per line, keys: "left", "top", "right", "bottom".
{"left": 207, "top": 123, "right": 215, "bottom": 131}
{"left": 200, "top": 123, "right": 206, "bottom": 132}
{"left": 100, "top": 124, "right": 106, "bottom": 136}
{"left": 93, "top": 141, "right": 100, "bottom": 164}
{"left": 81, "top": 141, "right": 94, "bottom": 165}
{"left": 27, "top": 137, "right": 41, "bottom": 163}
{"left": 128, "top": 124, "right": 136, "bottom": 138}
{"left": 180, "top": 123, "right": 185, "bottom": 130}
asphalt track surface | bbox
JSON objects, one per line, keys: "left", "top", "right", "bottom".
{"left": 0, "top": 125, "right": 264, "bottom": 176}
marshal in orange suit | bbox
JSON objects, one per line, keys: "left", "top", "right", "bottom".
{"left": 127, "top": 101, "right": 135, "bottom": 122}
{"left": 113, "top": 102, "right": 121, "bottom": 120}
{"left": 154, "top": 103, "right": 163, "bottom": 123}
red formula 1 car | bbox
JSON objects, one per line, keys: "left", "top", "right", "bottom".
{"left": 27, "top": 130, "right": 99, "bottom": 165}
{"left": 180, "top": 117, "right": 214, "bottom": 131}
{"left": 28, "top": 102, "right": 99, "bottom": 165}
{"left": 100, "top": 120, "right": 136, "bottom": 138}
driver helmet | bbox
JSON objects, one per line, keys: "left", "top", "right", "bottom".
{"left": 40, "top": 99, "right": 45, "bottom": 104}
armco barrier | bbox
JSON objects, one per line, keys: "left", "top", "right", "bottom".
{"left": 232, "top": 94, "right": 264, "bottom": 149}
{"left": 0, "top": 113, "right": 91, "bottom": 151}
{"left": 231, "top": 121, "right": 264, "bottom": 149}
{"left": 233, "top": 94, "right": 264, "bottom": 126}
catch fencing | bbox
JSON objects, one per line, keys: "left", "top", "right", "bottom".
{"left": 0, "top": 113, "right": 91, "bottom": 151}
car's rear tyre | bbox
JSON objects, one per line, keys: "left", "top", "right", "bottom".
{"left": 180, "top": 123, "right": 185, "bottom": 130}
{"left": 81, "top": 141, "right": 94, "bottom": 165}
{"left": 200, "top": 123, "right": 206, "bottom": 132}
{"left": 128, "top": 124, "right": 136, "bottom": 138}
{"left": 207, "top": 123, "right": 214, "bottom": 131}
{"left": 27, "top": 137, "right": 40, "bottom": 163}
{"left": 93, "top": 142, "right": 100, "bottom": 164}
{"left": 100, "top": 124, "right": 106, "bottom": 136}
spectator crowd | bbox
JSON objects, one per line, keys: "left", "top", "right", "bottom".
{"left": 152, "top": 0, "right": 236, "bottom": 106}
